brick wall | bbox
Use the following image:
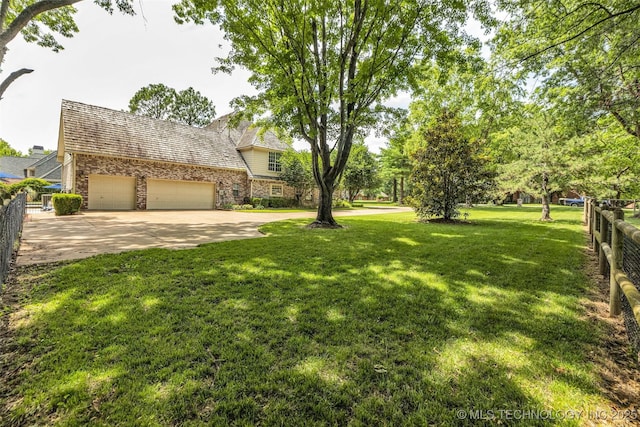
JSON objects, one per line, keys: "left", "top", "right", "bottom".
{"left": 73, "top": 154, "right": 249, "bottom": 209}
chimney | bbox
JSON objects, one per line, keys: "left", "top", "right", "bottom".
{"left": 31, "top": 145, "right": 45, "bottom": 159}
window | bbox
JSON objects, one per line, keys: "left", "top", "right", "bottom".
{"left": 268, "top": 152, "right": 282, "bottom": 172}
{"left": 232, "top": 183, "right": 240, "bottom": 197}
{"left": 270, "top": 184, "right": 283, "bottom": 197}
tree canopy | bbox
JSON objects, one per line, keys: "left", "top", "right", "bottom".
{"left": 173, "top": 0, "right": 494, "bottom": 227}
{"left": 0, "top": 138, "right": 24, "bottom": 157}
{"left": 409, "top": 109, "right": 491, "bottom": 221}
{"left": 280, "top": 149, "right": 315, "bottom": 206}
{"left": 342, "top": 141, "right": 379, "bottom": 202}
{"left": 494, "top": 0, "right": 640, "bottom": 140}
{"left": 0, "top": 0, "right": 135, "bottom": 99}
{"left": 128, "top": 84, "right": 216, "bottom": 127}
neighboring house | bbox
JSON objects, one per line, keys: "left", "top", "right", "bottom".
{"left": 0, "top": 146, "right": 61, "bottom": 184}
{"left": 57, "top": 100, "right": 295, "bottom": 210}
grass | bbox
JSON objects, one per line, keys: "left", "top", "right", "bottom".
{"left": 0, "top": 206, "right": 615, "bottom": 425}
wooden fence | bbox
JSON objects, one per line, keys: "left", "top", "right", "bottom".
{"left": 586, "top": 198, "right": 640, "bottom": 358}
{"left": 0, "top": 192, "right": 27, "bottom": 285}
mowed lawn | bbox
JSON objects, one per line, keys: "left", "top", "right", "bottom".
{"left": 1, "top": 206, "right": 612, "bottom": 425}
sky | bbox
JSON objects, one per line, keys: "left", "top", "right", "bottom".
{"left": 0, "top": 0, "right": 404, "bottom": 156}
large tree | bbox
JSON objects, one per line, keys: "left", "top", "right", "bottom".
{"left": 493, "top": 106, "right": 576, "bottom": 221}
{"left": 128, "top": 83, "right": 217, "bottom": 127}
{"left": 173, "top": 0, "right": 493, "bottom": 227}
{"left": 0, "top": 0, "right": 134, "bottom": 100}
{"left": 494, "top": 0, "right": 640, "bottom": 140}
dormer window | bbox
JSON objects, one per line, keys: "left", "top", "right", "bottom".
{"left": 268, "top": 152, "right": 282, "bottom": 172}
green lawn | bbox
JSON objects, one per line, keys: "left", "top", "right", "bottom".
{"left": 1, "top": 206, "right": 615, "bottom": 425}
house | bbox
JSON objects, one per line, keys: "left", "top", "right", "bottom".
{"left": 0, "top": 146, "right": 61, "bottom": 183}
{"left": 57, "top": 100, "right": 295, "bottom": 210}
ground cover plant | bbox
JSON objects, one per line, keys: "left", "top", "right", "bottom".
{"left": 0, "top": 206, "right": 623, "bottom": 425}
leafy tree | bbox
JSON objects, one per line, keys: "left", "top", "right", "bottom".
{"left": 409, "top": 109, "right": 491, "bottom": 221}
{"left": 171, "top": 87, "right": 217, "bottom": 127}
{"left": 493, "top": 106, "right": 575, "bottom": 221}
{"left": 129, "top": 84, "right": 216, "bottom": 127}
{"left": 380, "top": 125, "right": 411, "bottom": 204}
{"left": 494, "top": 0, "right": 640, "bottom": 141}
{"left": 280, "top": 149, "right": 314, "bottom": 206}
{"left": 572, "top": 116, "right": 640, "bottom": 200}
{"left": 0, "top": 0, "right": 135, "bottom": 100}
{"left": 0, "top": 138, "right": 24, "bottom": 156}
{"left": 173, "top": 0, "right": 494, "bottom": 227}
{"left": 128, "top": 83, "right": 176, "bottom": 120}
{"left": 342, "top": 141, "right": 378, "bottom": 202}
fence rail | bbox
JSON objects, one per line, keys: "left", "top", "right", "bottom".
{"left": 0, "top": 192, "right": 27, "bottom": 285}
{"left": 587, "top": 198, "right": 640, "bottom": 359}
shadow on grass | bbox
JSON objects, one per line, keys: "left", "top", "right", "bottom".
{"left": 1, "top": 210, "right": 606, "bottom": 425}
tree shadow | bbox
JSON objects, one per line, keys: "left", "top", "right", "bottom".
{"left": 1, "top": 213, "right": 606, "bottom": 425}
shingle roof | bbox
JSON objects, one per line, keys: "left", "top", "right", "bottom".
{"left": 207, "top": 114, "right": 289, "bottom": 151}
{"left": 59, "top": 100, "right": 247, "bottom": 170}
{"left": 0, "top": 156, "right": 33, "bottom": 177}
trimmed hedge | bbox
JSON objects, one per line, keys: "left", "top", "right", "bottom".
{"left": 250, "top": 197, "right": 297, "bottom": 208}
{"left": 52, "top": 194, "right": 83, "bottom": 216}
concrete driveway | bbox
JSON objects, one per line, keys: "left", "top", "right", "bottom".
{"left": 17, "top": 206, "right": 411, "bottom": 265}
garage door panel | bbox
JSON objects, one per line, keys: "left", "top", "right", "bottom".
{"left": 147, "top": 179, "right": 215, "bottom": 210}
{"left": 88, "top": 175, "right": 136, "bottom": 210}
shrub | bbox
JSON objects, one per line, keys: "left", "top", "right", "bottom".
{"left": 52, "top": 194, "right": 82, "bottom": 216}
{"left": 266, "top": 197, "right": 297, "bottom": 208}
{"left": 332, "top": 199, "right": 352, "bottom": 208}
{"left": 231, "top": 204, "right": 254, "bottom": 210}
{"left": 9, "top": 178, "right": 51, "bottom": 197}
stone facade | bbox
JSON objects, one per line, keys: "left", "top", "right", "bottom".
{"left": 251, "top": 179, "right": 296, "bottom": 200}
{"left": 73, "top": 154, "right": 249, "bottom": 209}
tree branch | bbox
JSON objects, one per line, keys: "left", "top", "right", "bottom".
{"left": 0, "top": 0, "right": 10, "bottom": 32}
{"left": 0, "top": 0, "right": 81, "bottom": 48}
{"left": 0, "top": 68, "right": 34, "bottom": 100}
{"left": 520, "top": 3, "right": 640, "bottom": 63}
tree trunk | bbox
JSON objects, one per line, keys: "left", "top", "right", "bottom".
{"left": 399, "top": 176, "right": 405, "bottom": 205}
{"left": 392, "top": 177, "right": 397, "bottom": 203}
{"left": 540, "top": 172, "right": 552, "bottom": 221}
{"left": 310, "top": 184, "right": 340, "bottom": 228}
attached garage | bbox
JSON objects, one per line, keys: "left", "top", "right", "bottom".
{"left": 88, "top": 174, "right": 136, "bottom": 210}
{"left": 147, "top": 179, "right": 215, "bottom": 210}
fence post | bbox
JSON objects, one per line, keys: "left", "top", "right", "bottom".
{"left": 591, "top": 200, "right": 597, "bottom": 250}
{"left": 583, "top": 197, "right": 589, "bottom": 225}
{"left": 599, "top": 206, "right": 609, "bottom": 276}
{"left": 609, "top": 208, "right": 624, "bottom": 316}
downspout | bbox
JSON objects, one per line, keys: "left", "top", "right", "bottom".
{"left": 72, "top": 153, "right": 76, "bottom": 193}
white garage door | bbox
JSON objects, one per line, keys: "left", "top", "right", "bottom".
{"left": 88, "top": 175, "right": 136, "bottom": 210}
{"left": 147, "top": 179, "right": 215, "bottom": 210}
